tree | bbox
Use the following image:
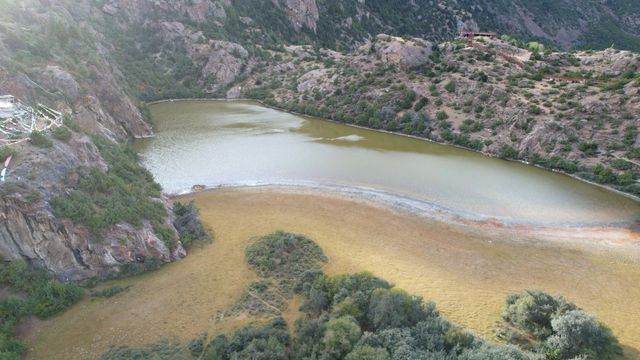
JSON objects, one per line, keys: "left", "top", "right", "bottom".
{"left": 345, "top": 345, "right": 390, "bottom": 360}
{"left": 502, "top": 290, "right": 576, "bottom": 339}
{"left": 545, "top": 310, "right": 623, "bottom": 360}
{"left": 322, "top": 317, "right": 362, "bottom": 359}
{"left": 367, "top": 288, "right": 429, "bottom": 331}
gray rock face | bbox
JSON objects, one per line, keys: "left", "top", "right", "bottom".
{"left": 160, "top": 22, "right": 248, "bottom": 86}
{"left": 32, "top": 66, "right": 80, "bottom": 102}
{"left": 102, "top": 0, "right": 229, "bottom": 23}
{"left": 297, "top": 68, "right": 335, "bottom": 93}
{"left": 374, "top": 34, "right": 433, "bottom": 69}
{"left": 272, "top": 0, "right": 319, "bottom": 32}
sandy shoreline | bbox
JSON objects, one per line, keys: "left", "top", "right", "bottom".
{"left": 173, "top": 184, "right": 640, "bottom": 256}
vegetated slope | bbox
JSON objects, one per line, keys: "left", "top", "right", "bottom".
{"left": 0, "top": 1, "right": 208, "bottom": 280}
{"left": 0, "top": 0, "right": 639, "bottom": 281}
{"left": 237, "top": 35, "right": 640, "bottom": 197}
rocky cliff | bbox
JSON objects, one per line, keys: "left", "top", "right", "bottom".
{"left": 0, "top": 0, "right": 639, "bottom": 281}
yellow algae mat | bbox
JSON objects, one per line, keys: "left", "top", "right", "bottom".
{"left": 25, "top": 189, "right": 640, "bottom": 359}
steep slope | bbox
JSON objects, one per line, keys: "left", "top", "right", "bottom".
{"left": 0, "top": 0, "right": 638, "bottom": 280}
{"left": 0, "top": 1, "right": 184, "bottom": 280}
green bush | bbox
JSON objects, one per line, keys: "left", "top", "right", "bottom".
{"left": 545, "top": 310, "right": 622, "bottom": 360}
{"left": 0, "top": 146, "right": 15, "bottom": 163}
{"left": 499, "top": 290, "right": 622, "bottom": 360}
{"left": 499, "top": 144, "right": 520, "bottom": 159}
{"left": 436, "top": 110, "right": 449, "bottom": 121}
{"left": 444, "top": 80, "right": 456, "bottom": 93}
{"left": 0, "top": 260, "right": 82, "bottom": 358}
{"left": 51, "top": 138, "right": 166, "bottom": 240}
{"left": 173, "top": 201, "right": 209, "bottom": 248}
{"left": 29, "top": 131, "right": 52, "bottom": 148}
{"left": 51, "top": 126, "right": 72, "bottom": 142}
{"left": 578, "top": 142, "right": 599, "bottom": 156}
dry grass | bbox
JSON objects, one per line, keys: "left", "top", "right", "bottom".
{"left": 24, "top": 189, "right": 640, "bottom": 359}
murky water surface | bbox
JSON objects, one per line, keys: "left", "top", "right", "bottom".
{"left": 135, "top": 100, "right": 640, "bottom": 226}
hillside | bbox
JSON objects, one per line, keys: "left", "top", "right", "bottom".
{"left": 0, "top": 0, "right": 638, "bottom": 280}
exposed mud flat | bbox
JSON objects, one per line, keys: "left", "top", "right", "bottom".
{"left": 24, "top": 188, "right": 640, "bottom": 359}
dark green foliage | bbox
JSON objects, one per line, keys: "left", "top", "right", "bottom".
{"left": 246, "top": 231, "right": 328, "bottom": 293}
{"left": 459, "top": 119, "right": 484, "bottom": 133}
{"left": 51, "top": 138, "right": 168, "bottom": 242}
{"left": 545, "top": 310, "right": 623, "bottom": 360}
{"left": 0, "top": 260, "right": 82, "bottom": 359}
{"left": 591, "top": 164, "right": 619, "bottom": 184}
{"left": 367, "top": 288, "right": 433, "bottom": 330}
{"left": 97, "top": 236, "right": 623, "bottom": 360}
{"left": 529, "top": 154, "right": 579, "bottom": 173}
{"left": 528, "top": 105, "right": 542, "bottom": 115}
{"left": 578, "top": 142, "right": 599, "bottom": 156}
{"left": 345, "top": 345, "right": 390, "bottom": 360}
{"left": 436, "top": 110, "right": 449, "bottom": 121}
{"left": 413, "top": 97, "right": 429, "bottom": 111}
{"left": 611, "top": 159, "right": 633, "bottom": 171}
{"left": 29, "top": 131, "right": 52, "bottom": 148}
{"left": 172, "top": 201, "right": 209, "bottom": 248}
{"left": 444, "top": 80, "right": 456, "bottom": 93}
{"left": 0, "top": 146, "right": 15, "bottom": 163}
{"left": 498, "top": 290, "right": 622, "bottom": 359}
{"left": 499, "top": 144, "right": 520, "bottom": 159}
{"left": 227, "top": 232, "right": 328, "bottom": 317}
{"left": 501, "top": 290, "right": 577, "bottom": 340}
{"left": 51, "top": 126, "right": 72, "bottom": 142}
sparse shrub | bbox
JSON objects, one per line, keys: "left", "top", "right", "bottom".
{"left": 444, "top": 80, "right": 456, "bottom": 93}
{"left": 52, "top": 126, "right": 72, "bottom": 142}
{"left": 29, "top": 131, "right": 52, "bottom": 148}
{"left": 0, "top": 146, "right": 15, "bottom": 162}
{"left": 499, "top": 144, "right": 520, "bottom": 159}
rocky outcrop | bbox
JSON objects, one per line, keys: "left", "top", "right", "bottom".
{"left": 102, "top": 0, "right": 229, "bottom": 23}
{"left": 160, "top": 22, "right": 248, "bottom": 87}
{"left": 373, "top": 34, "right": 433, "bottom": 69}
{"left": 273, "top": 0, "right": 319, "bottom": 32}
{"left": 297, "top": 68, "right": 335, "bottom": 93}
{"left": 0, "top": 136, "right": 185, "bottom": 281}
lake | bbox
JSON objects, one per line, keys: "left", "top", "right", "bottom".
{"left": 135, "top": 100, "right": 640, "bottom": 227}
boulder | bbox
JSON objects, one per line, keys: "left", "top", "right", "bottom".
{"left": 374, "top": 34, "right": 433, "bottom": 69}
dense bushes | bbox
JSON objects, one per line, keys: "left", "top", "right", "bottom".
{"left": 101, "top": 234, "right": 628, "bottom": 360}
{"left": 51, "top": 138, "right": 170, "bottom": 244}
{"left": 226, "top": 232, "right": 328, "bottom": 317}
{"left": 97, "top": 233, "right": 625, "bottom": 360}
{"left": 499, "top": 290, "right": 623, "bottom": 360}
{"left": 172, "top": 201, "right": 209, "bottom": 248}
{"left": 0, "top": 261, "right": 82, "bottom": 359}
{"left": 246, "top": 231, "right": 327, "bottom": 290}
